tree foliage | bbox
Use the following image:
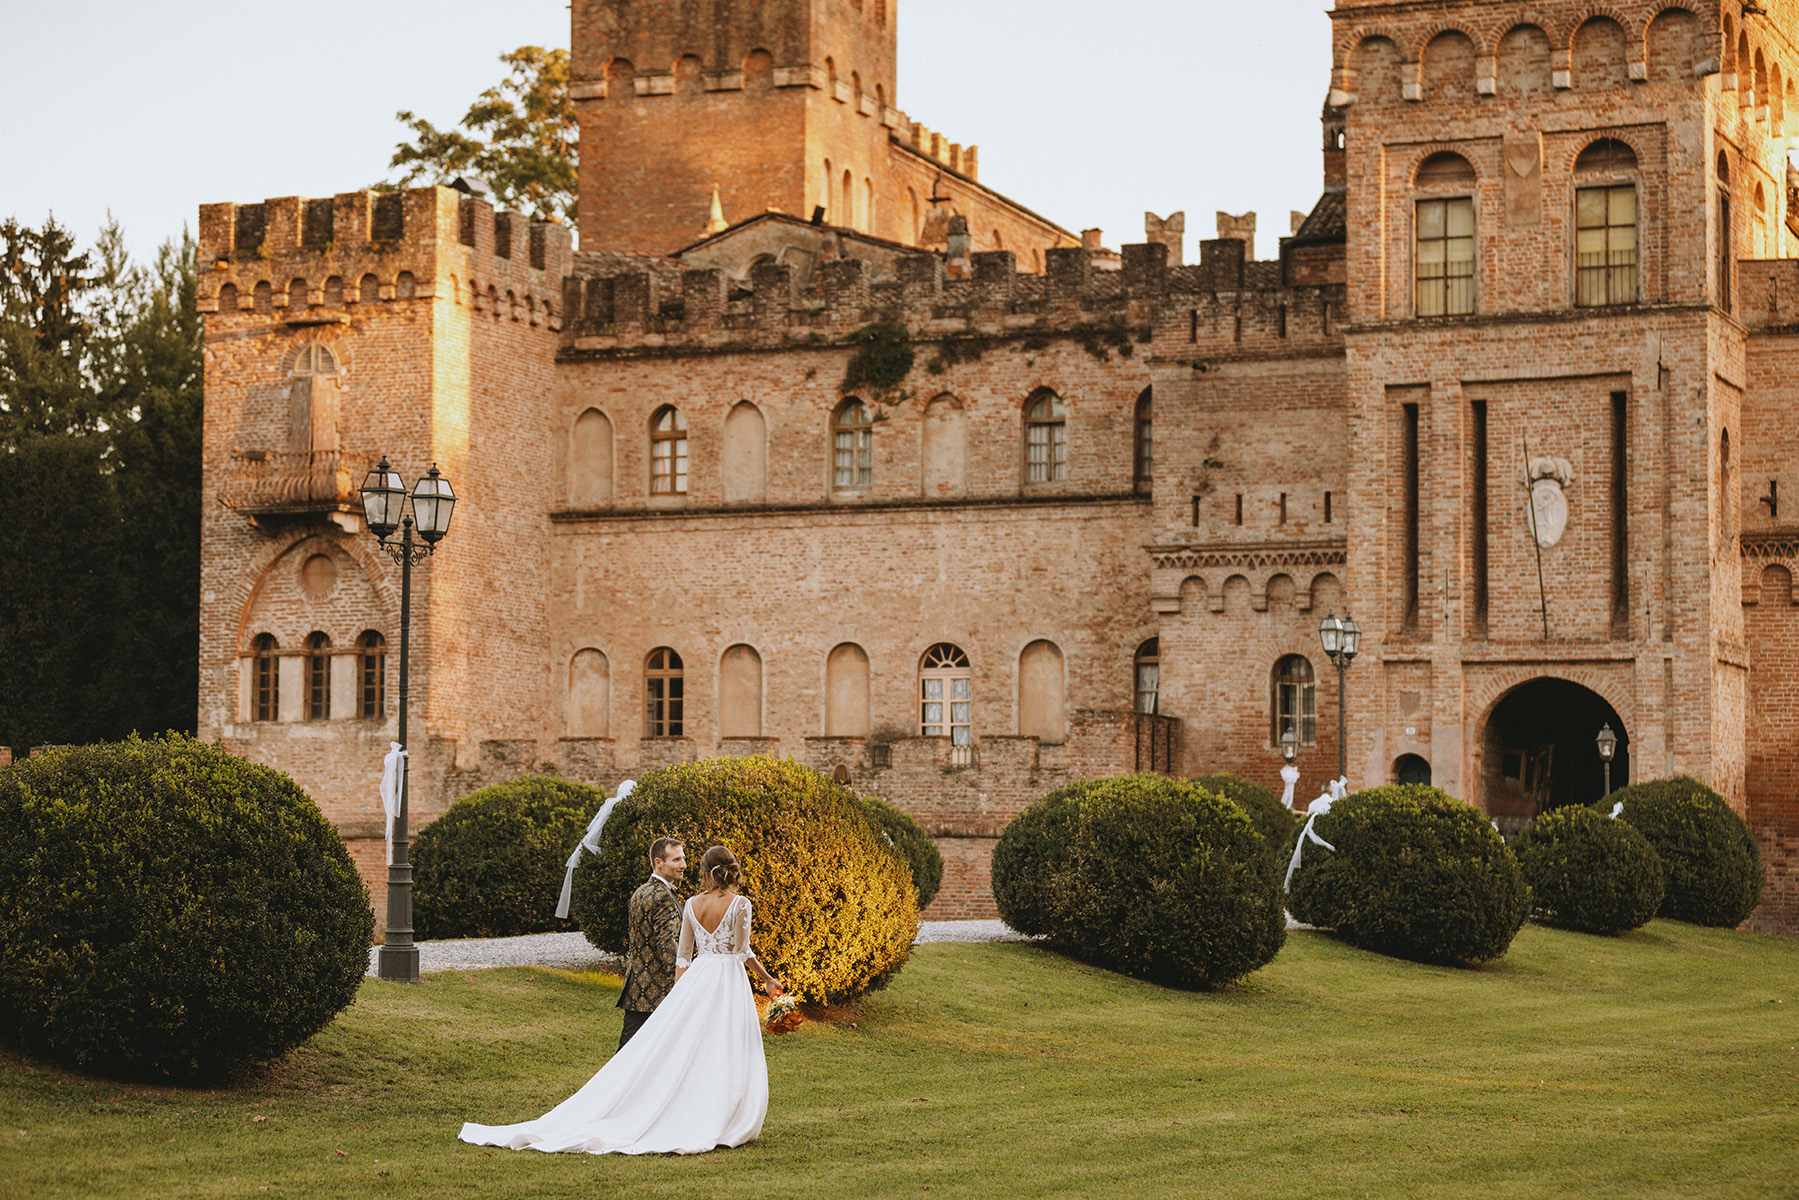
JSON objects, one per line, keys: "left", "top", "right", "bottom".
{"left": 0, "top": 217, "right": 202, "bottom": 756}
{"left": 386, "top": 47, "right": 577, "bottom": 223}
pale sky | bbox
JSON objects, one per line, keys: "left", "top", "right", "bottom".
{"left": 0, "top": 0, "right": 1333, "bottom": 266}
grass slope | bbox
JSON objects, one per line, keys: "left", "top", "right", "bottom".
{"left": 2, "top": 922, "right": 1796, "bottom": 1199}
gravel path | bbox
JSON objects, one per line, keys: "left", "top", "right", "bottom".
{"left": 365, "top": 919, "right": 1037, "bottom": 977}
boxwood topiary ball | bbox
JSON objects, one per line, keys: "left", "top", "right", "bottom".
{"left": 1288, "top": 784, "right": 1528, "bottom": 965}
{"left": 1192, "top": 772, "right": 1301, "bottom": 867}
{"left": 1599, "top": 777, "right": 1763, "bottom": 927}
{"left": 568, "top": 757, "right": 916, "bottom": 1003}
{"left": 858, "top": 794, "right": 944, "bottom": 910}
{"left": 412, "top": 775, "right": 606, "bottom": 940}
{"left": 1513, "top": 804, "right": 1664, "bottom": 934}
{"left": 994, "top": 774, "right": 1287, "bottom": 989}
{"left": 0, "top": 735, "right": 373, "bottom": 1081}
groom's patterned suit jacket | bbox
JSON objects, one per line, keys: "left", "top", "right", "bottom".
{"left": 618, "top": 877, "right": 682, "bottom": 1013}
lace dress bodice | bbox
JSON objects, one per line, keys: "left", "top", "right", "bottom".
{"left": 676, "top": 893, "right": 753, "bottom": 966}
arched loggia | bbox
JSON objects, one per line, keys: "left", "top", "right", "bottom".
{"left": 1478, "top": 678, "right": 1629, "bottom": 835}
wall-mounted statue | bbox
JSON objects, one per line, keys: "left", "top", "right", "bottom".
{"left": 1524, "top": 456, "right": 1575, "bottom": 548}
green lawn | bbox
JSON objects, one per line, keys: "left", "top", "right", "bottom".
{"left": 2, "top": 922, "right": 1796, "bottom": 1199}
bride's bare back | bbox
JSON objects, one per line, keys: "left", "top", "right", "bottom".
{"left": 689, "top": 887, "right": 736, "bottom": 934}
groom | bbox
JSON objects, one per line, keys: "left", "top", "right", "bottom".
{"left": 617, "top": 837, "right": 684, "bottom": 1049}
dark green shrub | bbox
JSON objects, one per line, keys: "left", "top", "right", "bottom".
{"left": 1288, "top": 784, "right": 1528, "bottom": 965}
{"left": 568, "top": 757, "right": 915, "bottom": 1003}
{"left": 1193, "top": 772, "right": 1301, "bottom": 865}
{"left": 412, "top": 775, "right": 606, "bottom": 940}
{"left": 1599, "top": 776, "right": 1764, "bottom": 927}
{"left": 992, "top": 775, "right": 1287, "bottom": 988}
{"left": 0, "top": 734, "right": 373, "bottom": 1081}
{"left": 859, "top": 794, "right": 944, "bottom": 910}
{"left": 1513, "top": 805, "right": 1664, "bottom": 934}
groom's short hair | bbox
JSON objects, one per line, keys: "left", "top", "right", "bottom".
{"left": 651, "top": 837, "right": 683, "bottom": 864}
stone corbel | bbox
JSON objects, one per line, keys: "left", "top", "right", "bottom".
{"left": 1551, "top": 48, "right": 1572, "bottom": 89}
{"left": 1401, "top": 61, "right": 1422, "bottom": 101}
{"left": 703, "top": 71, "right": 744, "bottom": 91}
{"left": 1628, "top": 59, "right": 1647, "bottom": 82}
{"left": 568, "top": 80, "right": 606, "bottom": 101}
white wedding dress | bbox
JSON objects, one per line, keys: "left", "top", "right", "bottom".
{"left": 458, "top": 893, "right": 769, "bottom": 1155}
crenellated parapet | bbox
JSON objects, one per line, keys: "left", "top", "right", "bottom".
{"left": 195, "top": 186, "right": 572, "bottom": 326}
{"left": 559, "top": 237, "right": 1347, "bottom": 358}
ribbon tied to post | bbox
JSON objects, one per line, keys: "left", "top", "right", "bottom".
{"left": 556, "top": 780, "right": 636, "bottom": 919}
{"left": 379, "top": 742, "right": 406, "bottom": 866}
{"left": 1284, "top": 790, "right": 1339, "bottom": 893}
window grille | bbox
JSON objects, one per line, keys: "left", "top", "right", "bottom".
{"left": 1415, "top": 198, "right": 1475, "bottom": 316}
{"left": 305, "top": 632, "right": 331, "bottom": 720}
{"left": 254, "top": 633, "right": 280, "bottom": 722}
{"left": 1575, "top": 185, "right": 1638, "bottom": 306}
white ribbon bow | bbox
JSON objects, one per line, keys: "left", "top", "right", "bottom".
{"left": 556, "top": 780, "right": 636, "bottom": 919}
{"left": 1284, "top": 792, "right": 1337, "bottom": 892}
{"left": 379, "top": 742, "right": 406, "bottom": 866}
{"left": 1608, "top": 801, "right": 1624, "bottom": 819}
{"left": 1279, "top": 764, "right": 1300, "bottom": 812}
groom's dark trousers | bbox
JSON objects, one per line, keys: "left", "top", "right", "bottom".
{"left": 618, "top": 876, "right": 681, "bottom": 1049}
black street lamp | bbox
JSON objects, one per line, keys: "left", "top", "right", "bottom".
{"left": 1318, "top": 609, "right": 1361, "bottom": 780}
{"left": 359, "top": 457, "right": 456, "bottom": 984}
{"left": 1596, "top": 722, "right": 1618, "bottom": 798}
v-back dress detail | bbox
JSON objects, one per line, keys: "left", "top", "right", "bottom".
{"left": 458, "top": 893, "right": 769, "bottom": 1155}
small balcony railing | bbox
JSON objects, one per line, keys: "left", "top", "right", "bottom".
{"left": 1134, "top": 714, "right": 1180, "bottom": 775}
{"left": 221, "top": 449, "right": 374, "bottom": 516}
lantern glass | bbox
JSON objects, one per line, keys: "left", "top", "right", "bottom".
{"left": 359, "top": 458, "right": 406, "bottom": 538}
{"left": 1318, "top": 611, "right": 1343, "bottom": 655}
{"left": 412, "top": 464, "right": 456, "bottom": 544}
{"left": 1595, "top": 722, "right": 1617, "bottom": 762}
{"left": 1281, "top": 729, "right": 1297, "bottom": 762}
{"left": 1340, "top": 612, "right": 1362, "bottom": 660}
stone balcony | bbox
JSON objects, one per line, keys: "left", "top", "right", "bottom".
{"left": 220, "top": 449, "right": 375, "bottom": 524}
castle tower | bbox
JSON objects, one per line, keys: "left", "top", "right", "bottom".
{"left": 1324, "top": 0, "right": 1795, "bottom": 825}
{"left": 194, "top": 188, "right": 571, "bottom": 923}
{"left": 572, "top": 0, "right": 899, "bottom": 252}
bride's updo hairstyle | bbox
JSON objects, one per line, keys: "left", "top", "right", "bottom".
{"left": 701, "top": 845, "right": 741, "bottom": 892}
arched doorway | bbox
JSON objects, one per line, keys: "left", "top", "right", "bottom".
{"left": 1395, "top": 753, "right": 1431, "bottom": 785}
{"left": 1480, "top": 678, "right": 1628, "bottom": 834}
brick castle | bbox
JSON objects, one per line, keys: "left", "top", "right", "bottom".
{"left": 197, "top": 0, "right": 1799, "bottom": 934}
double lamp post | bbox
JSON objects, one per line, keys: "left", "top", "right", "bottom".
{"left": 359, "top": 457, "right": 456, "bottom": 984}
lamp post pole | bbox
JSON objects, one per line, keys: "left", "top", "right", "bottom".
{"left": 361, "top": 459, "right": 456, "bottom": 985}
{"left": 1319, "top": 610, "right": 1362, "bottom": 781}
{"left": 1596, "top": 721, "right": 1618, "bottom": 799}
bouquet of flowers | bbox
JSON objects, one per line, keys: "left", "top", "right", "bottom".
{"left": 764, "top": 992, "right": 801, "bottom": 1034}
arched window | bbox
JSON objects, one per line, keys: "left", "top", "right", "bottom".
{"left": 1024, "top": 391, "right": 1067, "bottom": 482}
{"left": 919, "top": 643, "right": 971, "bottom": 745}
{"left": 1135, "top": 639, "right": 1160, "bottom": 715}
{"left": 217, "top": 283, "right": 238, "bottom": 312}
{"left": 833, "top": 399, "right": 873, "bottom": 489}
{"left": 646, "top": 647, "right": 684, "bottom": 737}
{"left": 304, "top": 632, "right": 331, "bottom": 720}
{"left": 721, "top": 401, "right": 767, "bottom": 502}
{"left": 719, "top": 644, "right": 763, "bottom": 738}
{"left": 1272, "top": 655, "right": 1317, "bottom": 746}
{"left": 359, "top": 273, "right": 380, "bottom": 303}
{"left": 571, "top": 408, "right": 615, "bottom": 506}
{"left": 323, "top": 275, "right": 344, "bottom": 306}
{"left": 568, "top": 648, "right": 610, "bottom": 737}
{"left": 1018, "top": 640, "right": 1066, "bottom": 744}
{"left": 357, "top": 631, "right": 386, "bottom": 719}
{"left": 254, "top": 633, "right": 280, "bottom": 722}
{"left": 650, "top": 406, "right": 688, "bottom": 495}
{"left": 1414, "top": 153, "right": 1476, "bottom": 317}
{"left": 1134, "top": 388, "right": 1153, "bottom": 493}
{"left": 842, "top": 169, "right": 855, "bottom": 229}
{"left": 1574, "top": 139, "right": 1639, "bottom": 307}
{"left": 826, "top": 643, "right": 871, "bottom": 736}
{"left": 288, "top": 278, "right": 309, "bottom": 310}
{"left": 253, "top": 281, "right": 272, "bottom": 313}
{"left": 1718, "top": 152, "right": 1734, "bottom": 313}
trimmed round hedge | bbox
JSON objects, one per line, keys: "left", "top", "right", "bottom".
{"left": 1600, "top": 776, "right": 1763, "bottom": 927}
{"left": 1193, "top": 772, "right": 1301, "bottom": 863}
{"left": 568, "top": 757, "right": 916, "bottom": 1003}
{"left": 0, "top": 735, "right": 373, "bottom": 1081}
{"left": 1513, "top": 805, "right": 1664, "bottom": 934}
{"left": 412, "top": 775, "right": 606, "bottom": 940}
{"left": 1287, "top": 784, "right": 1528, "bottom": 965}
{"left": 992, "top": 775, "right": 1287, "bottom": 989}
{"left": 859, "top": 794, "right": 944, "bottom": 910}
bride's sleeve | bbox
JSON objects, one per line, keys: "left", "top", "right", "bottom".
{"left": 734, "top": 897, "right": 753, "bottom": 956}
{"left": 675, "top": 904, "right": 695, "bottom": 969}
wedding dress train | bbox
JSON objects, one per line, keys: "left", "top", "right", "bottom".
{"left": 458, "top": 893, "right": 769, "bottom": 1155}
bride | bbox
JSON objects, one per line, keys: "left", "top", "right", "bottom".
{"left": 458, "top": 845, "right": 784, "bottom": 1155}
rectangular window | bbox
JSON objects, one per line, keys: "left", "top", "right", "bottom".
{"left": 651, "top": 435, "right": 688, "bottom": 494}
{"left": 1576, "top": 185, "right": 1638, "bottom": 306}
{"left": 645, "top": 676, "right": 684, "bottom": 737}
{"left": 834, "top": 426, "right": 872, "bottom": 487}
{"left": 1416, "top": 197, "right": 1475, "bottom": 316}
{"left": 1234, "top": 494, "right": 1244, "bottom": 525}
{"left": 1135, "top": 661, "right": 1159, "bottom": 716}
{"left": 1324, "top": 490, "right": 1334, "bottom": 523}
{"left": 1612, "top": 391, "right": 1629, "bottom": 634}
{"left": 360, "top": 649, "right": 384, "bottom": 718}
{"left": 919, "top": 675, "right": 972, "bottom": 745}
{"left": 256, "top": 655, "right": 278, "bottom": 722}
{"left": 307, "top": 653, "right": 330, "bottom": 720}
{"left": 1025, "top": 421, "right": 1066, "bottom": 482}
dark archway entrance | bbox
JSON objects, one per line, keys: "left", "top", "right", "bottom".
{"left": 1395, "top": 753, "right": 1432, "bottom": 785}
{"left": 1481, "top": 679, "right": 1628, "bottom": 831}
